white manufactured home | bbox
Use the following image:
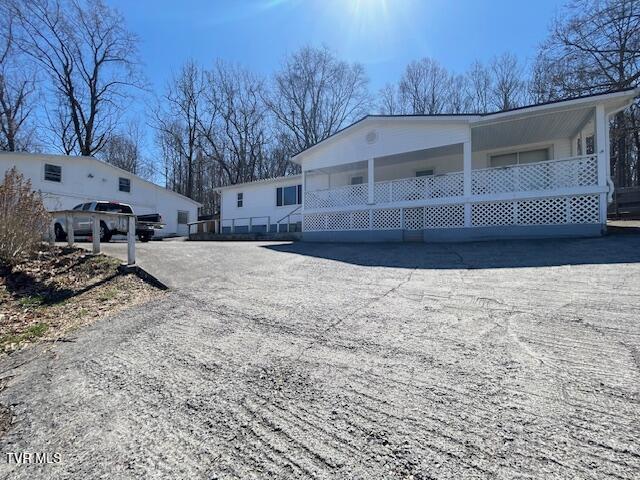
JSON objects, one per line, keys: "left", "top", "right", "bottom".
{"left": 217, "top": 89, "right": 638, "bottom": 242}
{"left": 0, "top": 152, "right": 201, "bottom": 237}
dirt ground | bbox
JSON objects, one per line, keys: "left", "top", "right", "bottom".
{"left": 0, "top": 235, "right": 639, "bottom": 479}
{"left": 0, "top": 246, "right": 162, "bottom": 355}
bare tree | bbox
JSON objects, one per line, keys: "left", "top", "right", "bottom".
{"left": 99, "top": 120, "right": 145, "bottom": 174}
{"left": 9, "top": 0, "right": 142, "bottom": 156}
{"left": 541, "top": 0, "right": 640, "bottom": 186}
{"left": 0, "top": 13, "right": 36, "bottom": 151}
{"left": 545, "top": 0, "right": 639, "bottom": 94}
{"left": 490, "top": 52, "right": 525, "bottom": 111}
{"left": 446, "top": 74, "right": 472, "bottom": 113}
{"left": 378, "top": 83, "right": 402, "bottom": 115}
{"left": 199, "top": 61, "right": 269, "bottom": 185}
{"left": 153, "top": 60, "right": 204, "bottom": 199}
{"left": 267, "top": 46, "right": 370, "bottom": 154}
{"left": 398, "top": 57, "right": 450, "bottom": 114}
{"left": 528, "top": 53, "right": 563, "bottom": 104}
{"left": 466, "top": 61, "right": 492, "bottom": 113}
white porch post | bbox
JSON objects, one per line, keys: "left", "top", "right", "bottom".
{"left": 302, "top": 170, "right": 307, "bottom": 210}
{"left": 367, "top": 158, "right": 375, "bottom": 204}
{"left": 463, "top": 138, "right": 472, "bottom": 227}
{"left": 595, "top": 104, "right": 608, "bottom": 225}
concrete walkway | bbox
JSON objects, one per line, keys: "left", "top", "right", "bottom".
{"left": 1, "top": 233, "right": 639, "bottom": 479}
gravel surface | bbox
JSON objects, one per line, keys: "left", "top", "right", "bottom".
{"left": 1, "top": 234, "right": 639, "bottom": 479}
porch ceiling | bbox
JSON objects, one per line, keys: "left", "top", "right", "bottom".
{"left": 471, "top": 106, "right": 593, "bottom": 151}
{"left": 375, "top": 143, "right": 462, "bottom": 167}
{"left": 307, "top": 160, "right": 368, "bottom": 175}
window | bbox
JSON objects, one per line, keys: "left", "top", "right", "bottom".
{"left": 236, "top": 192, "right": 243, "bottom": 207}
{"left": 576, "top": 138, "right": 582, "bottom": 156}
{"left": 44, "top": 163, "right": 62, "bottom": 182}
{"left": 276, "top": 185, "right": 302, "bottom": 206}
{"left": 585, "top": 135, "right": 595, "bottom": 155}
{"left": 119, "top": 177, "right": 131, "bottom": 193}
{"left": 82, "top": 203, "right": 92, "bottom": 211}
{"left": 96, "top": 202, "right": 133, "bottom": 214}
{"left": 350, "top": 176, "right": 364, "bottom": 185}
{"left": 490, "top": 148, "right": 549, "bottom": 167}
{"left": 416, "top": 169, "right": 434, "bottom": 177}
{"left": 73, "top": 204, "right": 83, "bottom": 210}
{"left": 177, "top": 210, "right": 189, "bottom": 225}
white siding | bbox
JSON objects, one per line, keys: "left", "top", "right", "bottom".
{"left": 0, "top": 153, "right": 200, "bottom": 237}
{"left": 472, "top": 138, "right": 574, "bottom": 169}
{"left": 299, "top": 119, "right": 472, "bottom": 171}
{"left": 220, "top": 177, "right": 302, "bottom": 227}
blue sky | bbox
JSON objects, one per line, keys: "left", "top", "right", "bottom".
{"left": 109, "top": 0, "right": 565, "bottom": 93}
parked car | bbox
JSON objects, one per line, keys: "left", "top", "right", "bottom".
{"left": 54, "top": 201, "right": 165, "bottom": 242}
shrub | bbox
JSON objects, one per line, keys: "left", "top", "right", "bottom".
{"left": 0, "top": 168, "right": 51, "bottom": 267}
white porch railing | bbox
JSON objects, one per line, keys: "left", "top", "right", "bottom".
{"left": 374, "top": 171, "right": 464, "bottom": 204}
{"left": 303, "top": 155, "right": 605, "bottom": 234}
{"left": 471, "top": 155, "right": 597, "bottom": 196}
{"left": 304, "top": 155, "right": 598, "bottom": 212}
{"left": 304, "top": 182, "right": 368, "bottom": 210}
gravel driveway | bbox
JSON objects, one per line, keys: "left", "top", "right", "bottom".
{"left": 1, "top": 234, "right": 640, "bottom": 479}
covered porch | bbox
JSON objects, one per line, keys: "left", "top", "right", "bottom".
{"left": 303, "top": 103, "right": 603, "bottom": 213}
{"left": 293, "top": 90, "right": 639, "bottom": 241}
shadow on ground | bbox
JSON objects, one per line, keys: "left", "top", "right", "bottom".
{"left": 263, "top": 229, "right": 640, "bottom": 269}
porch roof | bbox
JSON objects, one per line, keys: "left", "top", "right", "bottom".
{"left": 291, "top": 87, "right": 639, "bottom": 165}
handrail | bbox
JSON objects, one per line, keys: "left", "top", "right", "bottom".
{"left": 275, "top": 205, "right": 302, "bottom": 224}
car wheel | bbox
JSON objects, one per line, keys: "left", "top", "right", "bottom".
{"left": 100, "top": 222, "right": 112, "bottom": 242}
{"left": 54, "top": 223, "right": 66, "bottom": 241}
{"left": 138, "top": 233, "right": 151, "bottom": 242}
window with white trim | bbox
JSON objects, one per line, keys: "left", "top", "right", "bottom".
{"left": 119, "top": 177, "right": 131, "bottom": 192}
{"left": 276, "top": 185, "right": 302, "bottom": 206}
{"left": 416, "top": 169, "right": 434, "bottom": 177}
{"left": 490, "top": 148, "right": 550, "bottom": 167}
{"left": 350, "top": 176, "right": 364, "bottom": 185}
{"left": 44, "top": 163, "right": 62, "bottom": 182}
{"left": 237, "top": 192, "right": 243, "bottom": 208}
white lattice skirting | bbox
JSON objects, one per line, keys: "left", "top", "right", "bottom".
{"left": 303, "top": 194, "right": 601, "bottom": 232}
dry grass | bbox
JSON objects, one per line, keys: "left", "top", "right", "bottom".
{"left": 0, "top": 245, "right": 163, "bottom": 354}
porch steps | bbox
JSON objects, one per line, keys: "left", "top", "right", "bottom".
{"left": 189, "top": 232, "right": 301, "bottom": 242}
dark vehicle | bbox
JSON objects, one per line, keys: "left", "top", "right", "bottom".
{"left": 54, "top": 201, "right": 165, "bottom": 242}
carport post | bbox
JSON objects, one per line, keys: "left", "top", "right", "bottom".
{"left": 65, "top": 213, "right": 74, "bottom": 246}
{"left": 91, "top": 214, "right": 100, "bottom": 254}
{"left": 127, "top": 215, "right": 136, "bottom": 265}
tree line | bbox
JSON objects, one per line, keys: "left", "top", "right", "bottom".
{"left": 0, "top": 0, "right": 638, "bottom": 214}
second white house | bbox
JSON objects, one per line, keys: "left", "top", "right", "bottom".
{"left": 0, "top": 152, "right": 201, "bottom": 237}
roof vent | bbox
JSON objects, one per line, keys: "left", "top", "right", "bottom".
{"left": 365, "top": 130, "right": 378, "bottom": 144}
